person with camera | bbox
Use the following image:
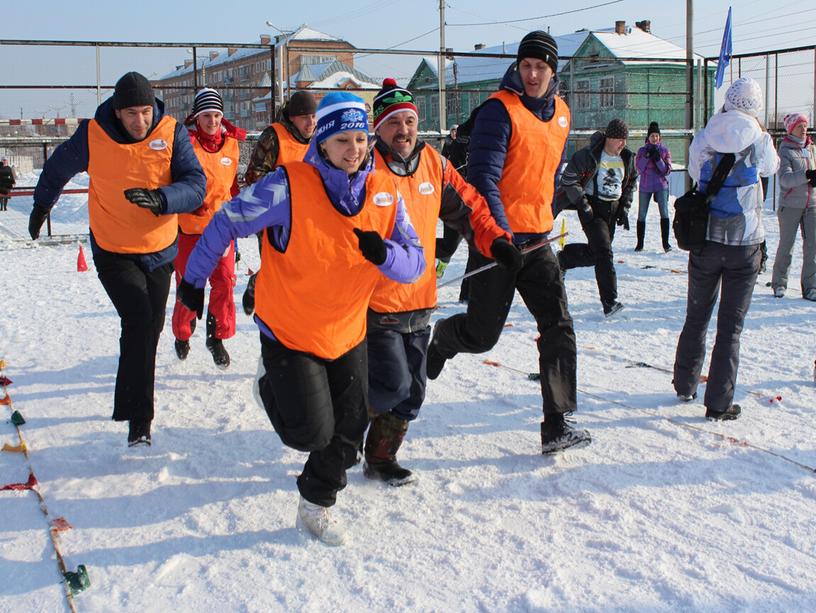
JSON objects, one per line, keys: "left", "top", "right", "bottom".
{"left": 559, "top": 118, "right": 636, "bottom": 317}
{"left": 672, "top": 77, "right": 779, "bottom": 421}
{"left": 635, "top": 121, "right": 673, "bottom": 252}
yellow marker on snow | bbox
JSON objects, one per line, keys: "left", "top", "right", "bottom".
{"left": 559, "top": 217, "right": 567, "bottom": 248}
{"left": 2, "top": 441, "right": 27, "bottom": 453}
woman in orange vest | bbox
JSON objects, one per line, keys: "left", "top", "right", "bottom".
{"left": 172, "top": 88, "right": 245, "bottom": 368}
{"left": 175, "top": 92, "right": 425, "bottom": 545}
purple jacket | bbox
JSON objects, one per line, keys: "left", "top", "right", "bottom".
{"left": 635, "top": 143, "right": 672, "bottom": 193}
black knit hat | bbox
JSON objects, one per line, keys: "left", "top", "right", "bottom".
{"left": 287, "top": 91, "right": 317, "bottom": 117}
{"left": 605, "top": 118, "right": 629, "bottom": 139}
{"left": 517, "top": 31, "right": 559, "bottom": 75}
{"left": 646, "top": 121, "right": 660, "bottom": 140}
{"left": 112, "top": 72, "right": 154, "bottom": 110}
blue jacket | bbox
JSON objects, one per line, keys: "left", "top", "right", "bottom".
{"left": 466, "top": 63, "right": 567, "bottom": 242}
{"left": 33, "top": 97, "right": 206, "bottom": 270}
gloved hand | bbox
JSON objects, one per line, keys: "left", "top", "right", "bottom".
{"left": 123, "top": 188, "right": 165, "bottom": 216}
{"left": 491, "top": 237, "right": 523, "bottom": 273}
{"left": 28, "top": 205, "right": 49, "bottom": 240}
{"left": 353, "top": 228, "right": 387, "bottom": 265}
{"left": 578, "top": 198, "right": 594, "bottom": 224}
{"left": 648, "top": 147, "right": 661, "bottom": 162}
{"left": 176, "top": 277, "right": 205, "bottom": 320}
{"left": 616, "top": 207, "right": 630, "bottom": 231}
{"left": 806, "top": 169, "right": 816, "bottom": 187}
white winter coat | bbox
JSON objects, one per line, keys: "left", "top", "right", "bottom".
{"left": 688, "top": 109, "right": 780, "bottom": 245}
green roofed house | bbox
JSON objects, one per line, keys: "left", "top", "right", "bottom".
{"left": 408, "top": 19, "right": 714, "bottom": 167}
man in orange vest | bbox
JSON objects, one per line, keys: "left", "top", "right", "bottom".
{"left": 28, "top": 71, "right": 206, "bottom": 447}
{"left": 172, "top": 88, "right": 245, "bottom": 368}
{"left": 426, "top": 31, "right": 592, "bottom": 454}
{"left": 242, "top": 91, "right": 317, "bottom": 315}
{"left": 364, "top": 79, "right": 522, "bottom": 485}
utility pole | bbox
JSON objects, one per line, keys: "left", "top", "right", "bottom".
{"left": 70, "top": 93, "right": 77, "bottom": 118}
{"left": 685, "top": 0, "right": 694, "bottom": 190}
{"left": 438, "top": 0, "right": 447, "bottom": 134}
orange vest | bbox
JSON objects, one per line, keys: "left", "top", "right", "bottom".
{"left": 178, "top": 135, "right": 240, "bottom": 235}
{"left": 369, "top": 147, "right": 441, "bottom": 313}
{"left": 489, "top": 90, "right": 570, "bottom": 233}
{"left": 272, "top": 123, "right": 309, "bottom": 165}
{"left": 255, "top": 162, "right": 399, "bottom": 359}
{"left": 87, "top": 115, "right": 178, "bottom": 253}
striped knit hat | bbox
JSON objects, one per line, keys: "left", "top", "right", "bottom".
{"left": 783, "top": 112, "right": 808, "bottom": 134}
{"left": 314, "top": 92, "right": 369, "bottom": 144}
{"left": 191, "top": 88, "right": 224, "bottom": 118}
{"left": 373, "top": 78, "right": 417, "bottom": 130}
{"left": 517, "top": 31, "right": 559, "bottom": 75}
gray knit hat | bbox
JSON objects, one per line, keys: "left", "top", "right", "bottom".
{"left": 112, "top": 72, "right": 154, "bottom": 110}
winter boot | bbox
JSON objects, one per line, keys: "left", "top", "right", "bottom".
{"left": 242, "top": 273, "right": 257, "bottom": 316}
{"left": 660, "top": 218, "right": 672, "bottom": 252}
{"left": 363, "top": 412, "right": 416, "bottom": 486}
{"left": 127, "top": 420, "right": 152, "bottom": 447}
{"left": 635, "top": 221, "right": 645, "bottom": 252}
{"left": 295, "top": 496, "right": 346, "bottom": 546}
{"left": 205, "top": 313, "right": 230, "bottom": 369}
{"left": 540, "top": 413, "right": 591, "bottom": 454}
{"left": 603, "top": 301, "right": 625, "bottom": 318}
{"left": 174, "top": 339, "right": 190, "bottom": 360}
{"left": 705, "top": 404, "right": 741, "bottom": 421}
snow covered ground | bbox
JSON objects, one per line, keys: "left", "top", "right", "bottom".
{"left": 1, "top": 187, "right": 815, "bottom": 612}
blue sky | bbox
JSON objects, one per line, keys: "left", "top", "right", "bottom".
{"left": 1, "top": 0, "right": 813, "bottom": 118}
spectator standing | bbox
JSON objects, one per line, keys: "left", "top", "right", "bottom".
{"left": 634, "top": 121, "right": 673, "bottom": 252}
{"left": 0, "top": 158, "right": 15, "bottom": 211}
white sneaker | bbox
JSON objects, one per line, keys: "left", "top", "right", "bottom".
{"left": 295, "top": 496, "right": 346, "bottom": 546}
{"left": 773, "top": 287, "right": 785, "bottom": 298}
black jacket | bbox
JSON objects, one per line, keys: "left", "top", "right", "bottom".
{"left": 0, "top": 165, "right": 15, "bottom": 193}
{"left": 560, "top": 131, "right": 636, "bottom": 214}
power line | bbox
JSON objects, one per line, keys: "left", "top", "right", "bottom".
{"left": 446, "top": 0, "right": 623, "bottom": 27}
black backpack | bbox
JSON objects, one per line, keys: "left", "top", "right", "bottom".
{"left": 673, "top": 153, "right": 736, "bottom": 251}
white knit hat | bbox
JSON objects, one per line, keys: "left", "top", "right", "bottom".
{"left": 723, "top": 77, "right": 763, "bottom": 117}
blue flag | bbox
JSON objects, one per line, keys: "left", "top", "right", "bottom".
{"left": 715, "top": 7, "right": 733, "bottom": 89}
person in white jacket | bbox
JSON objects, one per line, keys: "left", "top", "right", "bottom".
{"left": 673, "top": 77, "right": 780, "bottom": 421}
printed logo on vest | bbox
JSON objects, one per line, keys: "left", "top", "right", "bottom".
{"left": 558, "top": 116, "right": 568, "bottom": 128}
{"left": 373, "top": 192, "right": 394, "bottom": 207}
{"left": 418, "top": 182, "right": 435, "bottom": 195}
{"left": 148, "top": 139, "right": 168, "bottom": 151}
{"left": 220, "top": 157, "right": 233, "bottom": 166}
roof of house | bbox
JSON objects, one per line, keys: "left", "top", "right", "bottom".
{"left": 581, "top": 26, "right": 705, "bottom": 65}
{"left": 158, "top": 25, "right": 348, "bottom": 80}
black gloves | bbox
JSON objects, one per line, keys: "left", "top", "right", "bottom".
{"left": 28, "top": 205, "right": 49, "bottom": 240}
{"left": 353, "top": 228, "right": 387, "bottom": 265}
{"left": 123, "top": 188, "right": 165, "bottom": 216}
{"left": 806, "top": 169, "right": 816, "bottom": 187}
{"left": 578, "top": 198, "right": 594, "bottom": 223}
{"left": 491, "top": 237, "right": 523, "bottom": 273}
{"left": 648, "top": 147, "right": 661, "bottom": 162}
{"left": 177, "top": 277, "right": 204, "bottom": 320}
{"left": 616, "top": 207, "right": 630, "bottom": 231}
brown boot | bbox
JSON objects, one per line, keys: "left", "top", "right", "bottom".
{"left": 363, "top": 413, "right": 416, "bottom": 486}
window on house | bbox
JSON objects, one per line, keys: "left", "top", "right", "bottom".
{"left": 301, "top": 55, "right": 336, "bottom": 66}
{"left": 576, "top": 79, "right": 590, "bottom": 110}
{"left": 600, "top": 77, "right": 614, "bottom": 108}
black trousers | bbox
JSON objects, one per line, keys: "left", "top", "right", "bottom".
{"left": 559, "top": 199, "right": 620, "bottom": 311}
{"left": 673, "top": 242, "right": 761, "bottom": 412}
{"left": 433, "top": 243, "right": 577, "bottom": 415}
{"left": 367, "top": 326, "right": 431, "bottom": 421}
{"left": 258, "top": 335, "right": 369, "bottom": 507}
{"left": 94, "top": 251, "right": 173, "bottom": 423}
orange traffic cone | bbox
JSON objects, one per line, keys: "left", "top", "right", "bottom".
{"left": 77, "top": 244, "right": 88, "bottom": 272}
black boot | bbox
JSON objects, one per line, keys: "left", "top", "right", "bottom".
{"left": 205, "top": 313, "right": 230, "bottom": 369}
{"left": 174, "top": 339, "right": 190, "bottom": 360}
{"left": 363, "top": 413, "right": 416, "bottom": 486}
{"left": 128, "top": 420, "right": 152, "bottom": 447}
{"left": 635, "top": 221, "right": 645, "bottom": 252}
{"left": 660, "top": 218, "right": 672, "bottom": 252}
{"left": 242, "top": 273, "right": 257, "bottom": 316}
{"left": 540, "top": 413, "right": 591, "bottom": 454}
